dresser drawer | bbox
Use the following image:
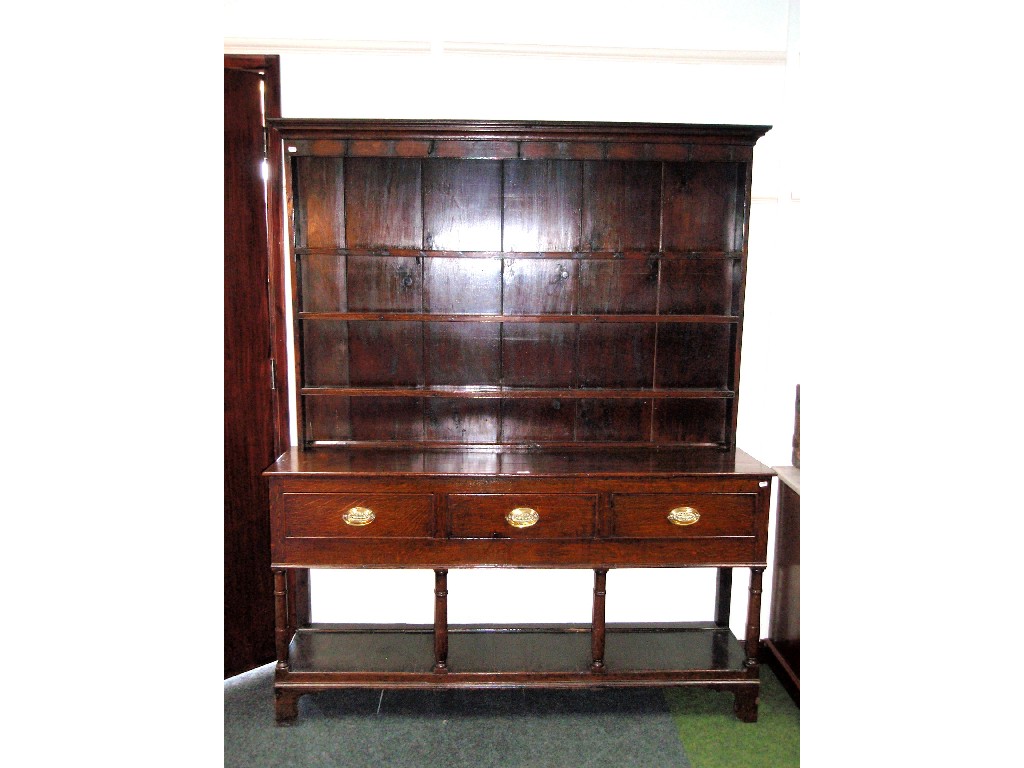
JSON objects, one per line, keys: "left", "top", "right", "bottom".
{"left": 609, "top": 493, "right": 755, "bottom": 538}
{"left": 283, "top": 493, "right": 435, "bottom": 538}
{"left": 448, "top": 494, "right": 596, "bottom": 539}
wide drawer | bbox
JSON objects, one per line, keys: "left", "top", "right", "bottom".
{"left": 283, "top": 492, "right": 435, "bottom": 538}
{"left": 609, "top": 493, "right": 755, "bottom": 538}
{"left": 448, "top": 494, "right": 596, "bottom": 539}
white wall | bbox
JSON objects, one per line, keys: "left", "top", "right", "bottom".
{"left": 225, "top": 0, "right": 802, "bottom": 637}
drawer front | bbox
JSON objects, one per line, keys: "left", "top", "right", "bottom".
{"left": 449, "top": 494, "right": 596, "bottom": 539}
{"left": 283, "top": 493, "right": 434, "bottom": 538}
{"left": 610, "top": 493, "right": 755, "bottom": 538}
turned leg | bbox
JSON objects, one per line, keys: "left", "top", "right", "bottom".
{"left": 433, "top": 569, "right": 449, "bottom": 673}
{"left": 734, "top": 566, "right": 765, "bottom": 722}
{"left": 287, "top": 568, "right": 311, "bottom": 632}
{"left": 744, "top": 567, "right": 764, "bottom": 670}
{"left": 591, "top": 568, "right": 608, "bottom": 672}
{"left": 714, "top": 567, "right": 733, "bottom": 628}
{"left": 273, "top": 569, "right": 291, "bottom": 671}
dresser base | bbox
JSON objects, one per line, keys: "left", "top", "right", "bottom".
{"left": 274, "top": 622, "right": 760, "bottom": 724}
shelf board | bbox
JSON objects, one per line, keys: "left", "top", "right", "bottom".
{"left": 295, "top": 247, "right": 744, "bottom": 261}
{"left": 283, "top": 623, "right": 749, "bottom": 682}
{"left": 298, "top": 312, "right": 738, "bottom": 324}
{"left": 300, "top": 386, "right": 735, "bottom": 399}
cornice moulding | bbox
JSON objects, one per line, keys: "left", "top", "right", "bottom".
{"left": 223, "top": 38, "right": 787, "bottom": 65}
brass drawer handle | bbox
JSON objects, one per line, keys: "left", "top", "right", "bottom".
{"left": 667, "top": 506, "right": 700, "bottom": 526}
{"left": 505, "top": 507, "right": 539, "bottom": 528}
{"left": 342, "top": 506, "right": 376, "bottom": 526}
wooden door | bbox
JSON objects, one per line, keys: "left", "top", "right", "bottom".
{"left": 224, "top": 55, "right": 282, "bottom": 678}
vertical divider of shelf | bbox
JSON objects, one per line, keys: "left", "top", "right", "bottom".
{"left": 729, "top": 159, "right": 754, "bottom": 449}
{"left": 419, "top": 157, "right": 428, "bottom": 440}
{"left": 286, "top": 151, "right": 307, "bottom": 448}
{"left": 651, "top": 160, "right": 666, "bottom": 444}
{"left": 497, "top": 156, "right": 506, "bottom": 444}
{"left": 575, "top": 155, "right": 586, "bottom": 444}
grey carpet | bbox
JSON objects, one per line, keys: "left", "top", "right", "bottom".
{"left": 225, "top": 663, "right": 691, "bottom": 767}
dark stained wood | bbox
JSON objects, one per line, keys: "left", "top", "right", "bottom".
{"left": 424, "top": 399, "right": 500, "bottom": 443}
{"left": 660, "top": 258, "right": 736, "bottom": 315}
{"left": 582, "top": 161, "right": 661, "bottom": 252}
{"left": 294, "top": 156, "right": 345, "bottom": 248}
{"left": 344, "top": 158, "right": 422, "bottom": 248}
{"left": 224, "top": 59, "right": 279, "bottom": 679}
{"left": 502, "top": 159, "right": 582, "bottom": 252}
{"left": 346, "top": 321, "right": 423, "bottom": 386}
{"left": 503, "top": 258, "right": 577, "bottom": 314}
{"left": 577, "top": 323, "right": 655, "bottom": 388}
{"left": 346, "top": 255, "right": 422, "bottom": 312}
{"left": 433, "top": 570, "right": 449, "bottom": 672}
{"left": 578, "top": 258, "right": 659, "bottom": 314}
{"left": 299, "top": 253, "right": 347, "bottom": 312}
{"left": 663, "top": 162, "right": 742, "bottom": 252}
{"left": 423, "top": 160, "right": 502, "bottom": 251}
{"left": 424, "top": 322, "right": 501, "bottom": 386}
{"left": 766, "top": 465, "right": 799, "bottom": 705}
{"left": 424, "top": 257, "right": 502, "bottom": 314}
{"left": 591, "top": 569, "right": 608, "bottom": 672}
{"left": 264, "top": 120, "right": 773, "bottom": 722}
{"left": 654, "top": 324, "right": 732, "bottom": 389}
{"left": 501, "top": 322, "right": 576, "bottom": 388}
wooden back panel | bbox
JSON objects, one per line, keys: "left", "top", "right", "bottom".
{"left": 271, "top": 120, "right": 770, "bottom": 449}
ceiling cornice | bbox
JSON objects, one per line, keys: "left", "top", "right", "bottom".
{"left": 223, "top": 38, "right": 787, "bottom": 65}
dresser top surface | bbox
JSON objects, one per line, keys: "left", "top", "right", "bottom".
{"left": 264, "top": 446, "right": 773, "bottom": 479}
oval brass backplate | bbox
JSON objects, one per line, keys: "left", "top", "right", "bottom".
{"left": 342, "top": 506, "right": 376, "bottom": 526}
{"left": 505, "top": 507, "right": 539, "bottom": 528}
{"left": 667, "top": 506, "right": 700, "bottom": 526}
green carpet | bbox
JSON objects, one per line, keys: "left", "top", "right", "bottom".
{"left": 225, "top": 665, "right": 798, "bottom": 767}
{"left": 665, "top": 668, "right": 799, "bottom": 768}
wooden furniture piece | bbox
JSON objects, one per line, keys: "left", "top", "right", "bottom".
{"left": 263, "top": 120, "right": 773, "bottom": 723}
{"left": 765, "top": 386, "right": 800, "bottom": 703}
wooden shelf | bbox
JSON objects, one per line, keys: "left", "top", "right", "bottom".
{"left": 284, "top": 623, "right": 749, "bottom": 681}
{"left": 300, "top": 386, "right": 735, "bottom": 399}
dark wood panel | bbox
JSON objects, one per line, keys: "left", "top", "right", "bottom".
{"left": 654, "top": 324, "right": 732, "bottom": 389}
{"left": 299, "top": 253, "right": 346, "bottom": 312}
{"left": 301, "top": 319, "right": 350, "bottom": 386}
{"left": 224, "top": 57, "right": 280, "bottom": 678}
{"left": 502, "top": 160, "right": 582, "bottom": 252}
{"left": 344, "top": 158, "right": 422, "bottom": 248}
{"left": 576, "top": 323, "right": 655, "bottom": 388}
{"left": 347, "top": 321, "right": 423, "bottom": 386}
{"left": 351, "top": 397, "right": 425, "bottom": 441}
{"left": 662, "top": 163, "right": 742, "bottom": 252}
{"left": 660, "top": 258, "right": 735, "bottom": 315}
{"left": 448, "top": 494, "right": 596, "bottom": 539}
{"left": 423, "top": 160, "right": 503, "bottom": 251}
{"left": 283, "top": 492, "right": 434, "bottom": 538}
{"left": 424, "top": 322, "right": 501, "bottom": 386}
{"left": 582, "top": 161, "right": 661, "bottom": 251}
{"left": 503, "top": 259, "right": 577, "bottom": 314}
{"left": 424, "top": 399, "right": 499, "bottom": 443}
{"left": 652, "top": 399, "right": 728, "bottom": 445}
{"left": 424, "top": 257, "right": 502, "bottom": 314}
{"left": 346, "top": 255, "right": 422, "bottom": 312}
{"left": 500, "top": 398, "right": 575, "bottom": 442}
{"left": 294, "top": 156, "right": 345, "bottom": 248}
{"left": 303, "top": 395, "right": 352, "bottom": 442}
{"left": 501, "top": 323, "right": 576, "bottom": 388}
{"left": 578, "top": 258, "right": 659, "bottom": 314}
{"left": 576, "top": 399, "right": 652, "bottom": 442}
{"left": 610, "top": 493, "right": 755, "bottom": 538}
